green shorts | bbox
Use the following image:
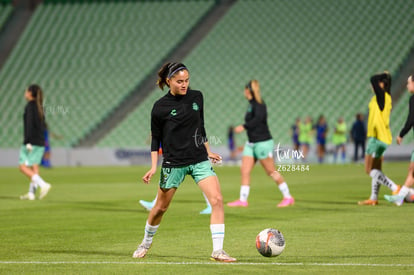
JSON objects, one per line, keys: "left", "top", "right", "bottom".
{"left": 365, "top": 137, "right": 388, "bottom": 158}
{"left": 19, "top": 145, "right": 45, "bottom": 166}
{"left": 411, "top": 150, "right": 414, "bottom": 162}
{"left": 159, "top": 160, "right": 216, "bottom": 189}
{"left": 243, "top": 139, "right": 274, "bottom": 160}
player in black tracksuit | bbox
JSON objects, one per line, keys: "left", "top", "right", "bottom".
{"left": 384, "top": 75, "right": 414, "bottom": 205}
{"left": 138, "top": 89, "right": 213, "bottom": 214}
{"left": 133, "top": 62, "right": 236, "bottom": 262}
{"left": 150, "top": 89, "right": 208, "bottom": 167}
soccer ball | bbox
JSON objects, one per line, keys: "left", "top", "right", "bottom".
{"left": 405, "top": 188, "right": 414, "bottom": 202}
{"left": 256, "top": 228, "right": 285, "bottom": 257}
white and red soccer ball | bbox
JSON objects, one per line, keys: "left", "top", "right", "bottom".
{"left": 256, "top": 228, "right": 285, "bottom": 257}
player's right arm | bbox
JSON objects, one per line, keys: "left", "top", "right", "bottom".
{"left": 398, "top": 95, "right": 414, "bottom": 144}
{"left": 143, "top": 151, "right": 159, "bottom": 184}
{"left": 142, "top": 105, "right": 162, "bottom": 184}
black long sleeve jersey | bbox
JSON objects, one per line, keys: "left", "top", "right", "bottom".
{"left": 23, "top": 101, "right": 45, "bottom": 146}
{"left": 399, "top": 94, "right": 414, "bottom": 138}
{"left": 150, "top": 89, "right": 209, "bottom": 167}
{"left": 243, "top": 99, "right": 272, "bottom": 143}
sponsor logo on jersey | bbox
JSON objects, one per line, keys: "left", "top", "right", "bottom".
{"left": 192, "top": 102, "right": 199, "bottom": 111}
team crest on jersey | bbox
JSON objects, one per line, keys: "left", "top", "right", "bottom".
{"left": 247, "top": 105, "right": 252, "bottom": 112}
{"left": 170, "top": 109, "right": 177, "bottom": 116}
{"left": 192, "top": 102, "right": 199, "bottom": 111}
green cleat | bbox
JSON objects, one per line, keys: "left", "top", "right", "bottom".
{"left": 384, "top": 194, "right": 404, "bottom": 206}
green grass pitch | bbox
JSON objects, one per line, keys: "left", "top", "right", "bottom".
{"left": 1, "top": 163, "right": 413, "bottom": 274}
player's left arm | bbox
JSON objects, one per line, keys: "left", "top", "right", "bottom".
{"left": 198, "top": 92, "right": 208, "bottom": 141}
{"left": 370, "top": 73, "right": 387, "bottom": 111}
{"left": 204, "top": 141, "right": 222, "bottom": 163}
{"left": 198, "top": 92, "right": 221, "bottom": 163}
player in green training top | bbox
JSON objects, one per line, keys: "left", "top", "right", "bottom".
{"left": 332, "top": 117, "right": 347, "bottom": 163}
{"left": 298, "top": 116, "right": 313, "bottom": 162}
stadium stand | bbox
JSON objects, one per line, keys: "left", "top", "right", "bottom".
{"left": 99, "top": 0, "right": 414, "bottom": 148}
{"left": 1, "top": 0, "right": 414, "bottom": 149}
{"left": 0, "top": 0, "right": 215, "bottom": 147}
{"left": 0, "top": 1, "right": 12, "bottom": 28}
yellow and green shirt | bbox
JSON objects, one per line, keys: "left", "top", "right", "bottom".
{"left": 367, "top": 92, "right": 392, "bottom": 145}
{"left": 332, "top": 121, "right": 347, "bottom": 145}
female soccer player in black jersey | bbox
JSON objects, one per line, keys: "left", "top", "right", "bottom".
{"left": 19, "top": 84, "right": 51, "bottom": 200}
{"left": 132, "top": 62, "right": 236, "bottom": 262}
{"left": 227, "top": 80, "right": 294, "bottom": 208}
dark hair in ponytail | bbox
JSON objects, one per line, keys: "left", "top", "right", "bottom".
{"left": 156, "top": 62, "right": 188, "bottom": 90}
{"left": 27, "top": 84, "right": 44, "bottom": 121}
{"left": 382, "top": 72, "right": 391, "bottom": 93}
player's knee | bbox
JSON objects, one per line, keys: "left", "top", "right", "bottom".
{"left": 269, "top": 170, "right": 282, "bottom": 180}
{"left": 364, "top": 164, "right": 372, "bottom": 175}
{"left": 408, "top": 165, "right": 414, "bottom": 175}
{"left": 209, "top": 194, "right": 223, "bottom": 208}
{"left": 18, "top": 164, "right": 26, "bottom": 173}
{"left": 241, "top": 168, "right": 250, "bottom": 177}
{"left": 153, "top": 204, "right": 169, "bottom": 215}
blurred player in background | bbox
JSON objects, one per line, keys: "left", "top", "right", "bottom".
{"left": 227, "top": 125, "right": 238, "bottom": 161}
{"left": 227, "top": 80, "right": 294, "bottom": 208}
{"left": 132, "top": 62, "right": 236, "bottom": 262}
{"left": 332, "top": 117, "right": 347, "bottom": 163}
{"left": 350, "top": 113, "right": 366, "bottom": 162}
{"left": 358, "top": 72, "right": 400, "bottom": 205}
{"left": 19, "top": 84, "right": 51, "bottom": 200}
{"left": 40, "top": 122, "right": 52, "bottom": 168}
{"left": 40, "top": 122, "right": 63, "bottom": 168}
{"left": 315, "top": 115, "right": 328, "bottom": 163}
{"left": 385, "top": 75, "right": 414, "bottom": 205}
{"left": 298, "top": 116, "right": 313, "bottom": 161}
{"left": 291, "top": 117, "right": 301, "bottom": 153}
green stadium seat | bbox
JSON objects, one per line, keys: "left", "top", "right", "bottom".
{"left": 0, "top": 2, "right": 12, "bottom": 28}
{"left": 0, "top": 0, "right": 215, "bottom": 147}
{"left": 100, "top": 0, "right": 414, "bottom": 147}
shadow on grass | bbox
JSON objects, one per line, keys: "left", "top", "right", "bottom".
{"left": 59, "top": 201, "right": 140, "bottom": 213}
{"left": 296, "top": 199, "right": 357, "bottom": 206}
{"left": 32, "top": 249, "right": 127, "bottom": 257}
{"left": 0, "top": 196, "right": 20, "bottom": 200}
{"left": 32, "top": 249, "right": 210, "bottom": 261}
